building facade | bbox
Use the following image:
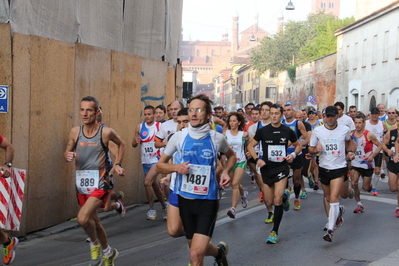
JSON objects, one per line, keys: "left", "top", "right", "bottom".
{"left": 335, "top": 0, "right": 399, "bottom": 112}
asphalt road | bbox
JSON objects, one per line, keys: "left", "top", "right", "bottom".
{"left": 12, "top": 172, "right": 399, "bottom": 266}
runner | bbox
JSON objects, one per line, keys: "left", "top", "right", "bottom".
{"left": 160, "top": 108, "right": 189, "bottom": 237}
{"left": 247, "top": 101, "right": 275, "bottom": 221}
{"left": 382, "top": 120, "right": 399, "bottom": 217}
{"left": 155, "top": 105, "right": 167, "bottom": 123}
{"left": 308, "top": 106, "right": 355, "bottom": 242}
{"left": 350, "top": 114, "right": 382, "bottom": 213}
{"left": 307, "top": 107, "right": 323, "bottom": 191}
{"left": 334, "top": 102, "right": 355, "bottom": 131}
{"left": 248, "top": 104, "right": 302, "bottom": 244}
{"left": 365, "top": 107, "right": 387, "bottom": 196}
{"left": 225, "top": 112, "right": 249, "bottom": 219}
{"left": 0, "top": 135, "right": 18, "bottom": 265}
{"left": 294, "top": 110, "right": 313, "bottom": 195}
{"left": 132, "top": 105, "right": 167, "bottom": 220}
{"left": 377, "top": 103, "right": 387, "bottom": 121}
{"left": 156, "top": 94, "right": 235, "bottom": 266}
{"left": 349, "top": 105, "right": 358, "bottom": 121}
{"left": 282, "top": 104, "right": 310, "bottom": 210}
{"left": 64, "top": 96, "right": 125, "bottom": 265}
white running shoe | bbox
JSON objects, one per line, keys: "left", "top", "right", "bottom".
{"left": 241, "top": 191, "right": 249, "bottom": 208}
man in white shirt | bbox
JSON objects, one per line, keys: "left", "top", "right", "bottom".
{"left": 334, "top": 102, "right": 355, "bottom": 131}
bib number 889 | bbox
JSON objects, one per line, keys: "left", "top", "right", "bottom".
{"left": 80, "top": 178, "right": 95, "bottom": 187}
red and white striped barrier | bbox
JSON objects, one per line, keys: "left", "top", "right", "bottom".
{"left": 0, "top": 168, "right": 26, "bottom": 231}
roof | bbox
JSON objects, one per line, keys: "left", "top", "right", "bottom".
{"left": 240, "top": 24, "right": 269, "bottom": 35}
{"left": 335, "top": 0, "right": 399, "bottom": 36}
{"left": 181, "top": 40, "right": 231, "bottom": 46}
{"left": 181, "top": 56, "right": 213, "bottom": 66}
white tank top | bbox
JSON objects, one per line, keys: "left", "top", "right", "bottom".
{"left": 225, "top": 130, "right": 246, "bottom": 163}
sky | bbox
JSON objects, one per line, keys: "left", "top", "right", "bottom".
{"left": 182, "top": 0, "right": 356, "bottom": 41}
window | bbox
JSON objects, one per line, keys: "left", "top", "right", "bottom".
{"left": 362, "top": 39, "right": 367, "bottom": 67}
{"left": 196, "top": 50, "right": 200, "bottom": 57}
{"left": 321, "top": 2, "right": 326, "bottom": 8}
{"left": 329, "top": 2, "right": 334, "bottom": 8}
{"left": 266, "top": 87, "right": 275, "bottom": 98}
{"left": 211, "top": 50, "right": 215, "bottom": 57}
{"left": 383, "top": 31, "right": 389, "bottom": 63}
{"left": 372, "top": 35, "right": 377, "bottom": 65}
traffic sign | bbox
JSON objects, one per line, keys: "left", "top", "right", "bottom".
{"left": 0, "top": 86, "right": 9, "bottom": 113}
{"left": 307, "top": 95, "right": 314, "bottom": 102}
{"left": 310, "top": 97, "right": 318, "bottom": 105}
{"left": 286, "top": 101, "right": 292, "bottom": 105}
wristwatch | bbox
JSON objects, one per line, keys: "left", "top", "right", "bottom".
{"left": 4, "top": 162, "right": 12, "bottom": 168}
{"left": 115, "top": 163, "right": 123, "bottom": 167}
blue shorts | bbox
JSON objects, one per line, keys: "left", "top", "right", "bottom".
{"left": 168, "top": 189, "right": 179, "bottom": 207}
{"left": 142, "top": 163, "right": 156, "bottom": 175}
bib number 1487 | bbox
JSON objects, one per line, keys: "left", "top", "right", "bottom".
{"left": 186, "top": 173, "right": 207, "bottom": 185}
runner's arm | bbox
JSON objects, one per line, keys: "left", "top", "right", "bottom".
{"left": 64, "top": 127, "right": 79, "bottom": 162}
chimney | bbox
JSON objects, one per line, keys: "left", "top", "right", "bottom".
{"left": 277, "top": 17, "right": 284, "bottom": 33}
{"left": 222, "top": 33, "right": 228, "bottom": 42}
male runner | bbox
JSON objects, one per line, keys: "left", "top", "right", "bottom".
{"left": 365, "top": 107, "right": 387, "bottom": 195}
{"left": 0, "top": 135, "right": 18, "bottom": 265}
{"left": 248, "top": 104, "right": 302, "bottom": 244}
{"left": 155, "top": 105, "right": 167, "bottom": 123}
{"left": 377, "top": 103, "right": 387, "bottom": 121}
{"left": 132, "top": 105, "right": 167, "bottom": 220}
{"left": 308, "top": 106, "right": 355, "bottom": 242}
{"left": 349, "top": 105, "right": 358, "bottom": 121}
{"left": 350, "top": 115, "right": 382, "bottom": 213}
{"left": 334, "top": 102, "right": 355, "bottom": 131}
{"left": 65, "top": 96, "right": 125, "bottom": 265}
{"left": 248, "top": 102, "right": 273, "bottom": 207}
{"left": 156, "top": 94, "right": 235, "bottom": 266}
{"left": 282, "top": 104, "right": 309, "bottom": 210}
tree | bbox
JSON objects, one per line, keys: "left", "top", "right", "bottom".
{"left": 251, "top": 12, "right": 354, "bottom": 75}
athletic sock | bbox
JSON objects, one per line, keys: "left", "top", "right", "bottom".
{"left": 115, "top": 202, "right": 121, "bottom": 209}
{"left": 103, "top": 245, "right": 111, "bottom": 257}
{"left": 162, "top": 202, "right": 167, "bottom": 208}
{"left": 328, "top": 202, "right": 339, "bottom": 231}
{"left": 272, "top": 204, "right": 284, "bottom": 234}
{"left": 90, "top": 239, "right": 100, "bottom": 247}
{"left": 357, "top": 201, "right": 363, "bottom": 206}
{"left": 149, "top": 206, "right": 155, "bottom": 210}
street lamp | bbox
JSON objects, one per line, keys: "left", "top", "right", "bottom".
{"left": 286, "top": 1, "right": 295, "bottom": 10}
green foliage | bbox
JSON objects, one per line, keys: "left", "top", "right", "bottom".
{"left": 287, "top": 65, "right": 296, "bottom": 82}
{"left": 250, "top": 12, "right": 355, "bottom": 75}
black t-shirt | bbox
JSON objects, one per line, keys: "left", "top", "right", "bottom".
{"left": 254, "top": 124, "right": 298, "bottom": 167}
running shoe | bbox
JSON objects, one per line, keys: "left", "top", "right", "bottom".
{"left": 323, "top": 230, "right": 333, "bottom": 242}
{"left": 323, "top": 222, "right": 329, "bottom": 231}
{"left": 146, "top": 209, "right": 157, "bottom": 220}
{"left": 251, "top": 174, "right": 255, "bottom": 184}
{"left": 335, "top": 205, "right": 345, "bottom": 227}
{"left": 313, "top": 182, "right": 319, "bottom": 191}
{"left": 353, "top": 205, "right": 364, "bottom": 213}
{"left": 227, "top": 207, "right": 236, "bottom": 219}
{"left": 348, "top": 188, "right": 354, "bottom": 199}
{"left": 259, "top": 191, "right": 264, "bottom": 203}
{"left": 396, "top": 209, "right": 399, "bottom": 218}
{"left": 214, "top": 242, "right": 229, "bottom": 266}
{"left": 294, "top": 199, "right": 301, "bottom": 210}
{"left": 266, "top": 231, "right": 278, "bottom": 244}
{"left": 163, "top": 203, "right": 168, "bottom": 221}
{"left": 3, "top": 237, "right": 19, "bottom": 265}
{"left": 241, "top": 191, "right": 249, "bottom": 208}
{"left": 371, "top": 188, "right": 378, "bottom": 196}
{"left": 89, "top": 244, "right": 102, "bottom": 266}
{"left": 103, "top": 248, "right": 119, "bottom": 266}
{"left": 283, "top": 189, "right": 290, "bottom": 211}
{"left": 117, "top": 191, "right": 124, "bottom": 200}
{"left": 300, "top": 191, "right": 308, "bottom": 199}
{"left": 264, "top": 212, "right": 274, "bottom": 224}
{"left": 308, "top": 175, "right": 314, "bottom": 188}
{"left": 115, "top": 199, "right": 126, "bottom": 218}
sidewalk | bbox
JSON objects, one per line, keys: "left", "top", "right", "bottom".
{"left": 21, "top": 203, "right": 142, "bottom": 241}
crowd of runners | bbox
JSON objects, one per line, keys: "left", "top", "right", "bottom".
{"left": 2, "top": 95, "right": 399, "bottom": 266}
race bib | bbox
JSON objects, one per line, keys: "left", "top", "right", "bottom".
{"left": 142, "top": 142, "right": 155, "bottom": 156}
{"left": 268, "top": 145, "right": 286, "bottom": 162}
{"left": 181, "top": 164, "right": 211, "bottom": 195}
{"left": 355, "top": 146, "right": 367, "bottom": 160}
{"left": 76, "top": 170, "right": 99, "bottom": 195}
{"left": 321, "top": 138, "right": 340, "bottom": 156}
